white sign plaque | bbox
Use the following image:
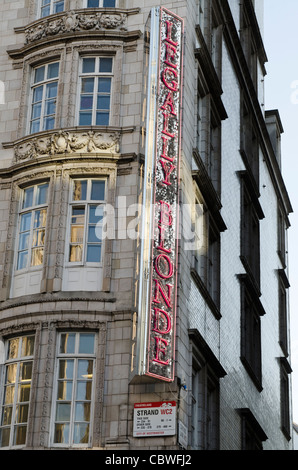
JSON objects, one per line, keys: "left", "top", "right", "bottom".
{"left": 133, "top": 401, "right": 176, "bottom": 437}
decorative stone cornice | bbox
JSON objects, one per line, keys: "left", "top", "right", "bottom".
{"left": 3, "top": 128, "right": 130, "bottom": 164}
{"left": 14, "top": 8, "right": 140, "bottom": 43}
{"left": 23, "top": 10, "right": 127, "bottom": 44}
{"left": 9, "top": 9, "right": 142, "bottom": 59}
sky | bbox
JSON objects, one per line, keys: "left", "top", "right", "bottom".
{"left": 263, "top": 0, "right": 298, "bottom": 424}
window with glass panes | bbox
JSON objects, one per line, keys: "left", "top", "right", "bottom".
{"left": 78, "top": 57, "right": 112, "bottom": 126}
{"left": 68, "top": 179, "right": 105, "bottom": 264}
{"left": 0, "top": 335, "right": 35, "bottom": 448}
{"left": 52, "top": 332, "right": 96, "bottom": 446}
{"left": 30, "top": 62, "right": 59, "bottom": 134}
{"left": 87, "top": 0, "right": 116, "bottom": 7}
{"left": 40, "top": 0, "right": 64, "bottom": 17}
{"left": 16, "top": 183, "right": 49, "bottom": 271}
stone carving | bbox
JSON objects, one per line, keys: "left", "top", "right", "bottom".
{"left": 14, "top": 130, "right": 120, "bottom": 162}
{"left": 25, "top": 11, "right": 127, "bottom": 44}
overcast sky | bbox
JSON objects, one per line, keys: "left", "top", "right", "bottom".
{"left": 263, "top": 0, "right": 298, "bottom": 424}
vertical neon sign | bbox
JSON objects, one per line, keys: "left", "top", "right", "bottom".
{"left": 145, "top": 8, "right": 183, "bottom": 381}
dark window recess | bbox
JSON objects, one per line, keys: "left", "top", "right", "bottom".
{"left": 237, "top": 408, "right": 268, "bottom": 450}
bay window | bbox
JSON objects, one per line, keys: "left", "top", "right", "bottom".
{"left": 52, "top": 332, "right": 96, "bottom": 447}
{"left": 30, "top": 62, "right": 59, "bottom": 134}
{"left": 78, "top": 57, "right": 113, "bottom": 127}
{"left": 68, "top": 179, "right": 105, "bottom": 265}
{"left": 0, "top": 335, "right": 35, "bottom": 448}
{"left": 16, "top": 183, "right": 49, "bottom": 272}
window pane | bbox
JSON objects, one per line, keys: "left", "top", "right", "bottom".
{"left": 20, "top": 362, "right": 33, "bottom": 381}
{"left": 80, "top": 95, "right": 93, "bottom": 110}
{"left": 32, "top": 85, "right": 43, "bottom": 103}
{"left": 23, "top": 188, "right": 34, "bottom": 209}
{"left": 47, "top": 62, "right": 60, "bottom": 79}
{"left": 17, "top": 251, "right": 28, "bottom": 270}
{"left": 34, "top": 67, "right": 45, "bottom": 84}
{"left": 82, "top": 58, "right": 95, "bottom": 74}
{"left": 18, "top": 384, "right": 31, "bottom": 403}
{"left": 21, "top": 336, "right": 35, "bottom": 357}
{"left": 46, "top": 82, "right": 58, "bottom": 99}
{"left": 57, "top": 381, "right": 73, "bottom": 401}
{"left": 81, "top": 78, "right": 94, "bottom": 93}
{"left": 103, "top": 0, "right": 116, "bottom": 6}
{"left": 18, "top": 232, "right": 30, "bottom": 251}
{"left": 20, "top": 213, "right": 32, "bottom": 232}
{"left": 98, "top": 77, "right": 111, "bottom": 93}
{"left": 87, "top": 0, "right": 99, "bottom": 7}
{"left": 99, "top": 57, "right": 112, "bottom": 73}
{"left": 32, "top": 229, "right": 45, "bottom": 247}
{"left": 45, "top": 99, "right": 56, "bottom": 116}
{"left": 72, "top": 222, "right": 84, "bottom": 242}
{"left": 14, "top": 426, "right": 27, "bottom": 446}
{"left": 54, "top": 1, "right": 64, "bottom": 13}
{"left": 31, "top": 247, "right": 44, "bottom": 266}
{"left": 34, "top": 209, "right": 47, "bottom": 229}
{"left": 54, "top": 423, "right": 69, "bottom": 444}
{"left": 4, "top": 386, "right": 15, "bottom": 405}
{"left": 79, "top": 112, "right": 92, "bottom": 126}
{"left": 32, "top": 103, "right": 42, "bottom": 120}
{"left": 59, "top": 360, "right": 74, "bottom": 379}
{"left": 88, "top": 226, "right": 100, "bottom": 243}
{"left": 76, "top": 381, "right": 92, "bottom": 400}
{"left": 30, "top": 119, "right": 40, "bottom": 134}
{"left": 89, "top": 205, "right": 103, "bottom": 224}
{"left": 73, "top": 423, "right": 89, "bottom": 444}
{"left": 71, "top": 226, "right": 84, "bottom": 244}
{"left": 71, "top": 207, "right": 85, "bottom": 224}
{"left": 6, "top": 365, "right": 17, "bottom": 384}
{"left": 79, "top": 334, "right": 95, "bottom": 354}
{"left": 8, "top": 339, "right": 19, "bottom": 360}
{"left": 41, "top": 5, "right": 50, "bottom": 17}
{"left": 56, "top": 403, "right": 71, "bottom": 421}
{"left": 2, "top": 406, "right": 12, "bottom": 426}
{"left": 36, "top": 184, "right": 49, "bottom": 205}
{"left": 97, "top": 95, "right": 110, "bottom": 110}
{"left": 60, "top": 333, "right": 76, "bottom": 354}
{"left": 0, "top": 428, "right": 10, "bottom": 447}
{"left": 87, "top": 245, "right": 101, "bottom": 262}
{"left": 77, "top": 360, "right": 93, "bottom": 379}
{"left": 75, "top": 403, "right": 90, "bottom": 422}
{"left": 43, "top": 116, "right": 55, "bottom": 130}
{"left": 15, "top": 405, "right": 29, "bottom": 424}
{"left": 96, "top": 112, "right": 109, "bottom": 126}
{"left": 73, "top": 181, "right": 87, "bottom": 201}
{"left": 69, "top": 245, "right": 83, "bottom": 262}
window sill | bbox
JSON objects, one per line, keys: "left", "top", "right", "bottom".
{"left": 190, "top": 268, "right": 221, "bottom": 320}
{"left": 240, "top": 356, "right": 263, "bottom": 393}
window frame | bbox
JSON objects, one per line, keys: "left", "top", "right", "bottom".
{"left": 77, "top": 56, "right": 113, "bottom": 127}
{"left": 239, "top": 276, "right": 266, "bottom": 392}
{"left": 39, "top": 0, "right": 65, "bottom": 18}
{"left": 14, "top": 182, "right": 49, "bottom": 274}
{"left": 65, "top": 178, "right": 106, "bottom": 267}
{"left": 50, "top": 331, "right": 97, "bottom": 448}
{"left": 85, "top": 0, "right": 116, "bottom": 7}
{"left": 0, "top": 334, "right": 35, "bottom": 449}
{"left": 240, "top": 179, "right": 261, "bottom": 286}
{"left": 28, "top": 61, "right": 60, "bottom": 135}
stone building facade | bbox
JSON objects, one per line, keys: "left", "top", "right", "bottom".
{"left": 0, "top": 0, "right": 293, "bottom": 450}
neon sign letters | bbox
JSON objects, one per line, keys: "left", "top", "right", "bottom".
{"left": 146, "top": 8, "right": 183, "bottom": 381}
